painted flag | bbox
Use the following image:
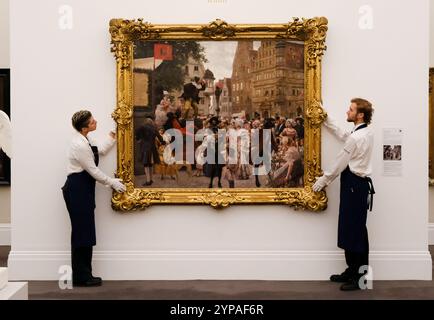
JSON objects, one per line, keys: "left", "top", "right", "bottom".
{"left": 154, "top": 43, "right": 173, "bottom": 61}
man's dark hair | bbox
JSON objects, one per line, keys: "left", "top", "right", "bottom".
{"left": 72, "top": 110, "right": 92, "bottom": 132}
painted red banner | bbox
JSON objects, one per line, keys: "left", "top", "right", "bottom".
{"left": 154, "top": 44, "right": 173, "bottom": 61}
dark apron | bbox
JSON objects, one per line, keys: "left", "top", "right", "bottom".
{"left": 337, "top": 124, "right": 375, "bottom": 252}
{"left": 62, "top": 144, "right": 99, "bottom": 248}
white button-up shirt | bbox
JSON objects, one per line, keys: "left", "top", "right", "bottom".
{"left": 321, "top": 114, "right": 374, "bottom": 185}
{"left": 66, "top": 131, "right": 116, "bottom": 186}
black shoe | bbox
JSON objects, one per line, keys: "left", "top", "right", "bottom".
{"left": 91, "top": 275, "right": 102, "bottom": 282}
{"left": 340, "top": 280, "right": 361, "bottom": 291}
{"left": 73, "top": 278, "right": 102, "bottom": 287}
{"left": 218, "top": 182, "right": 222, "bottom": 188}
{"left": 330, "top": 272, "right": 352, "bottom": 283}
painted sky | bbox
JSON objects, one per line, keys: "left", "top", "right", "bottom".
{"left": 200, "top": 41, "right": 261, "bottom": 81}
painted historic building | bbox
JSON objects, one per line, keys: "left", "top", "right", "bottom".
{"left": 219, "top": 78, "right": 233, "bottom": 119}
{"left": 230, "top": 40, "right": 304, "bottom": 119}
{"left": 231, "top": 41, "right": 257, "bottom": 118}
{"left": 251, "top": 40, "right": 304, "bottom": 119}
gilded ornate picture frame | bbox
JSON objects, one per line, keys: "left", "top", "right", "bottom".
{"left": 109, "top": 18, "right": 328, "bottom": 211}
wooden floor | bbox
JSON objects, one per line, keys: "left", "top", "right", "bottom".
{"left": 1, "top": 246, "right": 433, "bottom": 300}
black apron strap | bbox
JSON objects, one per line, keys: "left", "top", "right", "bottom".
{"left": 353, "top": 123, "right": 367, "bottom": 132}
{"left": 89, "top": 144, "right": 99, "bottom": 166}
{"left": 365, "top": 177, "right": 375, "bottom": 212}
{"left": 85, "top": 137, "right": 99, "bottom": 167}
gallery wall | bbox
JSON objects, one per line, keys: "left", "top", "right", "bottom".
{"left": 431, "top": 0, "right": 434, "bottom": 68}
{"left": 0, "top": 0, "right": 10, "bottom": 226}
{"left": 8, "top": 0, "right": 432, "bottom": 280}
{"left": 0, "top": 0, "right": 9, "bottom": 67}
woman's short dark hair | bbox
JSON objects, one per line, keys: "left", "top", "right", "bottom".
{"left": 72, "top": 110, "right": 92, "bottom": 132}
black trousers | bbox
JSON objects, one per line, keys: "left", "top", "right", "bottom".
{"left": 344, "top": 250, "right": 369, "bottom": 280}
{"left": 72, "top": 246, "right": 93, "bottom": 282}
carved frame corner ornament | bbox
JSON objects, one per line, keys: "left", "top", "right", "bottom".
{"left": 109, "top": 18, "right": 329, "bottom": 212}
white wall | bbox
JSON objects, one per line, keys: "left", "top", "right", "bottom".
{"left": 0, "top": 0, "right": 10, "bottom": 225}
{"left": 8, "top": 0, "right": 432, "bottom": 280}
{"left": 0, "top": 0, "right": 9, "bottom": 67}
{"left": 431, "top": 0, "right": 434, "bottom": 67}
